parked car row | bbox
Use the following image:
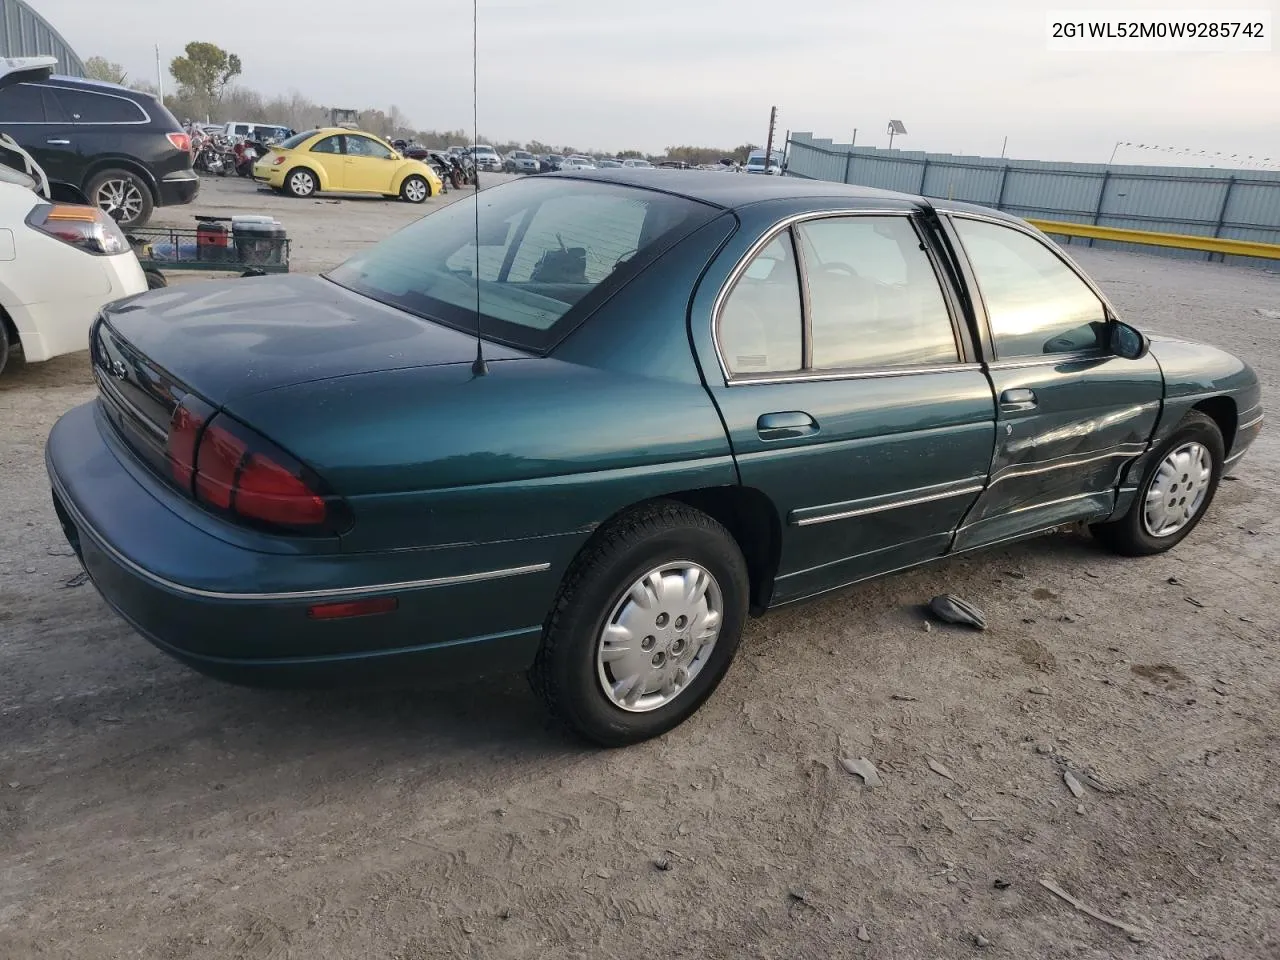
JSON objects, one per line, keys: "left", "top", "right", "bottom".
{"left": 0, "top": 58, "right": 147, "bottom": 375}
{"left": 0, "top": 60, "right": 197, "bottom": 228}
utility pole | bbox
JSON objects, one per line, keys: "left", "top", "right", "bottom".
{"left": 1001, "top": 136, "right": 1008, "bottom": 158}
{"left": 764, "top": 105, "right": 778, "bottom": 173}
{"left": 155, "top": 45, "right": 164, "bottom": 101}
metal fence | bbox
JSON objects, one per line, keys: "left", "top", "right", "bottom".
{"left": 784, "top": 133, "right": 1280, "bottom": 268}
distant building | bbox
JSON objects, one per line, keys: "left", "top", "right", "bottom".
{"left": 0, "top": 0, "right": 84, "bottom": 77}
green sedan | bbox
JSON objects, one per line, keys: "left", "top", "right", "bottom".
{"left": 46, "top": 171, "right": 1263, "bottom": 745}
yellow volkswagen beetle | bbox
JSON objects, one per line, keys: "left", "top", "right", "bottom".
{"left": 253, "top": 128, "right": 443, "bottom": 203}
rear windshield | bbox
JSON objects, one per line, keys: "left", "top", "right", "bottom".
{"left": 326, "top": 178, "right": 715, "bottom": 353}
{"left": 279, "top": 130, "right": 318, "bottom": 149}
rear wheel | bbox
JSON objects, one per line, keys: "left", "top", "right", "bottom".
{"left": 1092, "top": 410, "right": 1225, "bottom": 556}
{"left": 0, "top": 318, "right": 10, "bottom": 375}
{"left": 87, "top": 169, "right": 153, "bottom": 228}
{"left": 530, "top": 501, "right": 749, "bottom": 746}
{"left": 399, "top": 174, "right": 430, "bottom": 203}
{"left": 285, "top": 167, "right": 318, "bottom": 198}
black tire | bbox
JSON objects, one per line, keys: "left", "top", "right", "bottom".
{"left": 0, "top": 318, "right": 10, "bottom": 376}
{"left": 530, "top": 501, "right": 749, "bottom": 747}
{"left": 1092, "top": 410, "right": 1225, "bottom": 556}
{"left": 144, "top": 269, "right": 167, "bottom": 290}
{"left": 399, "top": 174, "right": 431, "bottom": 203}
{"left": 86, "top": 168, "right": 154, "bottom": 228}
{"left": 285, "top": 167, "right": 318, "bottom": 198}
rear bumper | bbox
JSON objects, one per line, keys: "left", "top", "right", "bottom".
{"left": 45, "top": 401, "right": 556, "bottom": 686}
{"left": 157, "top": 172, "right": 200, "bottom": 207}
{"left": 10, "top": 254, "right": 147, "bottom": 363}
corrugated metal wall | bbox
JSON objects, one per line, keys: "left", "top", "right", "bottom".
{"left": 785, "top": 133, "right": 1280, "bottom": 268}
{"left": 0, "top": 0, "right": 84, "bottom": 77}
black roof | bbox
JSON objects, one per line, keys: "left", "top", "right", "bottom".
{"left": 33, "top": 74, "right": 159, "bottom": 102}
{"left": 545, "top": 168, "right": 1021, "bottom": 223}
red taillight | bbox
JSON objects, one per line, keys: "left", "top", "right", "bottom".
{"left": 194, "top": 423, "right": 246, "bottom": 509}
{"left": 190, "top": 415, "right": 349, "bottom": 535}
{"left": 167, "top": 132, "right": 191, "bottom": 153}
{"left": 272, "top": 155, "right": 287, "bottom": 166}
{"left": 236, "top": 452, "right": 326, "bottom": 525}
{"left": 165, "top": 402, "right": 208, "bottom": 487}
{"left": 307, "top": 597, "right": 398, "bottom": 620}
{"left": 26, "top": 204, "right": 128, "bottom": 255}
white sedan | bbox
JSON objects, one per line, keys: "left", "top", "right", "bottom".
{"left": 0, "top": 59, "right": 146, "bottom": 374}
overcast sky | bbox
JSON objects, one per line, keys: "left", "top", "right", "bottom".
{"left": 38, "top": 0, "right": 1280, "bottom": 165}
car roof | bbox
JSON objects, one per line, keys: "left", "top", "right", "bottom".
{"left": 37, "top": 74, "right": 153, "bottom": 99}
{"left": 543, "top": 168, "right": 983, "bottom": 213}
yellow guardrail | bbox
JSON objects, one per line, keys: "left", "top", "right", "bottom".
{"left": 1026, "top": 219, "right": 1280, "bottom": 261}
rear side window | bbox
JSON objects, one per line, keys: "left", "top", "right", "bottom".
{"left": 310, "top": 135, "right": 343, "bottom": 155}
{"left": 953, "top": 217, "right": 1108, "bottom": 358}
{"left": 718, "top": 233, "right": 803, "bottom": 375}
{"left": 0, "top": 84, "right": 47, "bottom": 122}
{"left": 796, "top": 216, "right": 958, "bottom": 369}
{"left": 53, "top": 88, "right": 147, "bottom": 124}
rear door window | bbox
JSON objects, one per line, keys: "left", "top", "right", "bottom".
{"left": 796, "top": 216, "right": 959, "bottom": 369}
{"left": 53, "top": 89, "right": 147, "bottom": 124}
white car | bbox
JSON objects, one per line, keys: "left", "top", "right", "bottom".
{"left": 622, "top": 158, "right": 655, "bottom": 169}
{"left": 561, "top": 156, "right": 597, "bottom": 170}
{"left": 469, "top": 145, "right": 502, "bottom": 172}
{"left": 744, "top": 149, "right": 786, "bottom": 175}
{"left": 0, "top": 59, "right": 146, "bottom": 375}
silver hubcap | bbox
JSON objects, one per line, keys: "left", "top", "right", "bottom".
{"left": 95, "top": 178, "right": 144, "bottom": 222}
{"left": 290, "top": 171, "right": 314, "bottom": 195}
{"left": 405, "top": 179, "right": 427, "bottom": 201}
{"left": 1143, "top": 441, "right": 1213, "bottom": 538}
{"left": 597, "top": 561, "right": 723, "bottom": 713}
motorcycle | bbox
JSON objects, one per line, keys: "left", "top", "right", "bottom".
{"left": 194, "top": 134, "right": 233, "bottom": 177}
{"left": 233, "top": 139, "right": 261, "bottom": 178}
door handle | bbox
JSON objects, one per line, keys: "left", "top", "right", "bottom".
{"left": 999, "top": 388, "right": 1038, "bottom": 412}
{"left": 46, "top": 139, "right": 71, "bottom": 145}
{"left": 757, "top": 411, "right": 819, "bottom": 441}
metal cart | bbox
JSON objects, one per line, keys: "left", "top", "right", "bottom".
{"left": 126, "top": 215, "right": 291, "bottom": 289}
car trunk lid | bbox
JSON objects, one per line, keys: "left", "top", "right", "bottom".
{"left": 98, "top": 273, "right": 530, "bottom": 409}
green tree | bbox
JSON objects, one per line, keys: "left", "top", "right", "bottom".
{"left": 84, "top": 56, "right": 127, "bottom": 85}
{"left": 170, "top": 42, "right": 242, "bottom": 106}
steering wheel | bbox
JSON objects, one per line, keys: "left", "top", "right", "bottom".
{"left": 821, "top": 262, "right": 859, "bottom": 276}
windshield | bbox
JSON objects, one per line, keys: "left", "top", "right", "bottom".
{"left": 326, "top": 178, "right": 714, "bottom": 352}
{"left": 279, "top": 130, "right": 318, "bottom": 149}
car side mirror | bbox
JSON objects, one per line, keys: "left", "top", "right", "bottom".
{"left": 1109, "top": 320, "right": 1149, "bottom": 360}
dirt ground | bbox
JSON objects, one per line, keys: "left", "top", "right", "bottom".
{"left": 1, "top": 176, "right": 1277, "bottom": 960}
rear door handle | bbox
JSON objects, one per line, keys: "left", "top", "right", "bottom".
{"left": 46, "top": 139, "right": 71, "bottom": 145}
{"left": 757, "top": 411, "right": 819, "bottom": 441}
{"left": 999, "top": 388, "right": 1038, "bottom": 412}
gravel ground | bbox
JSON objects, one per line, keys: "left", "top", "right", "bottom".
{"left": 0, "top": 178, "right": 1277, "bottom": 960}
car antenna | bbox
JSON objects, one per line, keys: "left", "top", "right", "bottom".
{"left": 470, "top": 0, "right": 488, "bottom": 377}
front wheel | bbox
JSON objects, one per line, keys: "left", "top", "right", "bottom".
{"left": 1092, "top": 410, "right": 1225, "bottom": 556}
{"left": 530, "top": 501, "right": 749, "bottom": 746}
{"left": 0, "top": 319, "right": 10, "bottom": 375}
{"left": 399, "top": 174, "right": 430, "bottom": 203}
{"left": 285, "top": 167, "right": 318, "bottom": 198}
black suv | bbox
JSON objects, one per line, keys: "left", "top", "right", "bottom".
{"left": 0, "top": 75, "right": 197, "bottom": 227}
